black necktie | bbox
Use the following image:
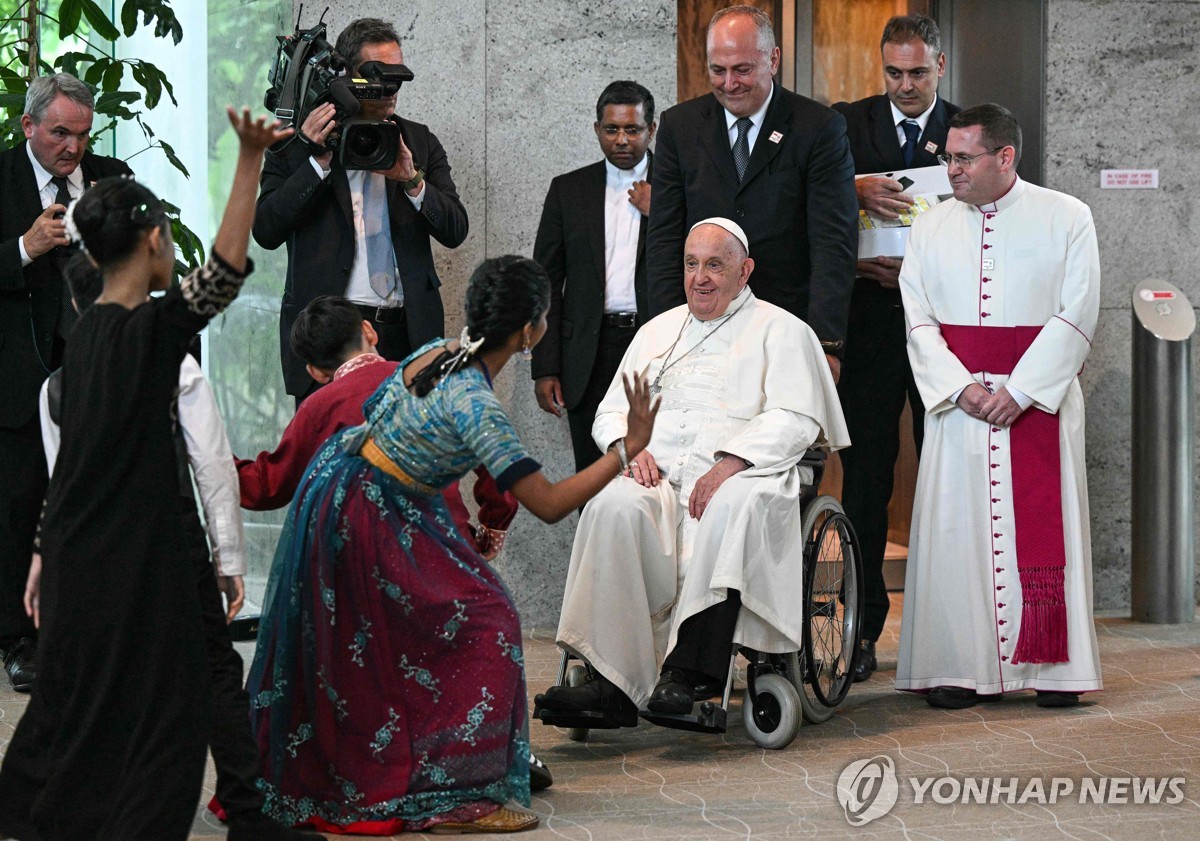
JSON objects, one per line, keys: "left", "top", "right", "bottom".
{"left": 732, "top": 117, "right": 752, "bottom": 182}
{"left": 901, "top": 120, "right": 921, "bottom": 167}
{"left": 50, "top": 176, "right": 77, "bottom": 338}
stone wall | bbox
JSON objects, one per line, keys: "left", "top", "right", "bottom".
{"left": 1045, "top": 0, "right": 1200, "bottom": 608}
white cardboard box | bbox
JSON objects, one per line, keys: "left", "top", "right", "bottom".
{"left": 856, "top": 165, "right": 952, "bottom": 259}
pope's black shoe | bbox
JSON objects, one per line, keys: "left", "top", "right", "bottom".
{"left": 852, "top": 639, "right": 877, "bottom": 683}
{"left": 535, "top": 667, "right": 639, "bottom": 726}
{"left": 646, "top": 668, "right": 695, "bottom": 715}
{"left": 2, "top": 637, "right": 36, "bottom": 693}
{"left": 529, "top": 753, "right": 553, "bottom": 792}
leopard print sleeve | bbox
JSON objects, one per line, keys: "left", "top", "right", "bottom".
{"left": 178, "top": 251, "right": 254, "bottom": 319}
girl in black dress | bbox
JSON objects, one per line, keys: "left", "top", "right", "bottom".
{"left": 0, "top": 109, "right": 290, "bottom": 841}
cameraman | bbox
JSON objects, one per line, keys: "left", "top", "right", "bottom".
{"left": 254, "top": 17, "right": 468, "bottom": 404}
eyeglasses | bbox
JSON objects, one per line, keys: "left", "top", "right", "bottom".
{"left": 599, "top": 125, "right": 647, "bottom": 138}
{"left": 937, "top": 147, "right": 1005, "bottom": 168}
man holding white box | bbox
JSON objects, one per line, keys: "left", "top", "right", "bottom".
{"left": 831, "top": 14, "right": 960, "bottom": 683}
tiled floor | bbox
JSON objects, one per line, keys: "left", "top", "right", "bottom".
{"left": 2, "top": 598, "right": 1199, "bottom": 839}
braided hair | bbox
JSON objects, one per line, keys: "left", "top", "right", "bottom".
{"left": 409, "top": 255, "right": 550, "bottom": 397}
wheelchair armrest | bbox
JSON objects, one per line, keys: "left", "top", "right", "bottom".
{"left": 798, "top": 448, "right": 828, "bottom": 495}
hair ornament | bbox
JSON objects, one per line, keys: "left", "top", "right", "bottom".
{"left": 459, "top": 326, "right": 485, "bottom": 357}
{"left": 62, "top": 196, "right": 83, "bottom": 247}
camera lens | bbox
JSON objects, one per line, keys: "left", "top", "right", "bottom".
{"left": 348, "top": 127, "right": 381, "bottom": 157}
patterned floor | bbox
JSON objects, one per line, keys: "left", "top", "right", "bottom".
{"left": 2, "top": 598, "right": 1198, "bottom": 839}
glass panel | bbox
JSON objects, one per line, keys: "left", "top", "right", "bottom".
{"left": 204, "top": 0, "right": 295, "bottom": 608}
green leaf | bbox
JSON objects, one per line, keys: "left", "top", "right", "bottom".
{"left": 121, "top": 1, "right": 138, "bottom": 36}
{"left": 0, "top": 67, "right": 26, "bottom": 94}
{"left": 101, "top": 59, "right": 124, "bottom": 91}
{"left": 54, "top": 51, "right": 97, "bottom": 77}
{"left": 83, "top": 58, "right": 108, "bottom": 86}
{"left": 59, "top": 0, "right": 84, "bottom": 38}
{"left": 95, "top": 90, "right": 139, "bottom": 120}
{"left": 157, "top": 138, "right": 190, "bottom": 178}
{"left": 80, "top": 0, "right": 122, "bottom": 42}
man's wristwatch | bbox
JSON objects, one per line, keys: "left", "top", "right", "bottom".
{"left": 401, "top": 168, "right": 424, "bottom": 191}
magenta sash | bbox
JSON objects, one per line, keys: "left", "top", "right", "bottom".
{"left": 940, "top": 324, "right": 1068, "bottom": 665}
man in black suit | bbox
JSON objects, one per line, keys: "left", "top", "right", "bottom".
{"left": 254, "top": 17, "right": 468, "bottom": 403}
{"left": 0, "top": 73, "right": 131, "bottom": 691}
{"left": 532, "top": 80, "right": 656, "bottom": 471}
{"left": 831, "top": 14, "right": 960, "bottom": 681}
{"left": 647, "top": 5, "right": 857, "bottom": 379}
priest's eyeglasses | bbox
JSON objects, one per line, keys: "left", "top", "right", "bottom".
{"left": 600, "top": 125, "right": 647, "bottom": 137}
{"left": 937, "top": 147, "right": 1005, "bottom": 168}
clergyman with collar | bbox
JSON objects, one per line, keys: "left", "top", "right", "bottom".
{"left": 531, "top": 80, "right": 656, "bottom": 471}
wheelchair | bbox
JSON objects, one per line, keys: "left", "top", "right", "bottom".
{"left": 533, "top": 449, "right": 863, "bottom": 749}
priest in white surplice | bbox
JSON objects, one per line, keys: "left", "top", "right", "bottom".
{"left": 896, "top": 104, "right": 1102, "bottom": 710}
{"left": 535, "top": 218, "right": 848, "bottom": 723}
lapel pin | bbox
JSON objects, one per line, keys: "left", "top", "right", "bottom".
{"left": 769, "top": 131, "right": 783, "bottom": 144}
{"left": 925, "top": 141, "right": 938, "bottom": 154}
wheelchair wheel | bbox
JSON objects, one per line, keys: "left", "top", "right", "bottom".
{"left": 775, "top": 650, "right": 835, "bottom": 724}
{"left": 801, "top": 495, "right": 862, "bottom": 710}
{"left": 741, "top": 672, "right": 801, "bottom": 749}
{"left": 564, "top": 664, "right": 590, "bottom": 742}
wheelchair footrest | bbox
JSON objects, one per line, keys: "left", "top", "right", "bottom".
{"left": 639, "top": 700, "right": 727, "bottom": 734}
{"left": 533, "top": 705, "right": 629, "bottom": 730}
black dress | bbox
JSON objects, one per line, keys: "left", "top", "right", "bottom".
{"left": 0, "top": 254, "right": 248, "bottom": 841}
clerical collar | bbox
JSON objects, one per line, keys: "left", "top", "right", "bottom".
{"left": 889, "top": 95, "right": 937, "bottom": 135}
{"left": 724, "top": 84, "right": 774, "bottom": 134}
{"left": 334, "top": 352, "right": 387, "bottom": 380}
{"left": 605, "top": 154, "right": 648, "bottom": 184}
{"left": 25, "top": 142, "right": 84, "bottom": 194}
{"left": 974, "top": 176, "right": 1024, "bottom": 215}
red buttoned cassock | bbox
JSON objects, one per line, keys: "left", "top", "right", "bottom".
{"left": 895, "top": 177, "right": 1103, "bottom": 696}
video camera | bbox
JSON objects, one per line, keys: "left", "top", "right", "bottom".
{"left": 264, "top": 8, "right": 415, "bottom": 170}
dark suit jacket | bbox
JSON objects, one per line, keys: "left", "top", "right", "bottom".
{"left": 253, "top": 115, "right": 468, "bottom": 397}
{"left": 0, "top": 142, "right": 131, "bottom": 428}
{"left": 832, "top": 94, "right": 960, "bottom": 179}
{"left": 530, "top": 156, "right": 650, "bottom": 410}
{"left": 646, "top": 84, "right": 858, "bottom": 351}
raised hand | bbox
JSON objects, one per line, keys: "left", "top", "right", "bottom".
{"left": 226, "top": 107, "right": 293, "bottom": 155}
{"left": 622, "top": 372, "right": 660, "bottom": 457}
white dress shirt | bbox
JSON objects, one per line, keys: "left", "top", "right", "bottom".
{"left": 309, "top": 156, "right": 426, "bottom": 308}
{"left": 603, "top": 155, "right": 648, "bottom": 313}
{"left": 889, "top": 96, "right": 938, "bottom": 151}
{"left": 19, "top": 143, "right": 84, "bottom": 266}
{"left": 38, "top": 354, "right": 247, "bottom": 577}
{"left": 723, "top": 85, "right": 775, "bottom": 158}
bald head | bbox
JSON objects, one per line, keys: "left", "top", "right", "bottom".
{"left": 706, "top": 7, "right": 780, "bottom": 118}
{"left": 683, "top": 223, "right": 754, "bottom": 321}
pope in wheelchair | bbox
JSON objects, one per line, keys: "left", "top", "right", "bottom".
{"left": 535, "top": 218, "right": 857, "bottom": 747}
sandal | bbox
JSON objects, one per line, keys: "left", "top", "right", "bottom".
{"left": 429, "top": 804, "right": 539, "bottom": 834}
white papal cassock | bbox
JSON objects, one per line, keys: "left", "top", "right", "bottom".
{"left": 555, "top": 288, "right": 849, "bottom": 707}
{"left": 896, "top": 177, "right": 1103, "bottom": 695}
